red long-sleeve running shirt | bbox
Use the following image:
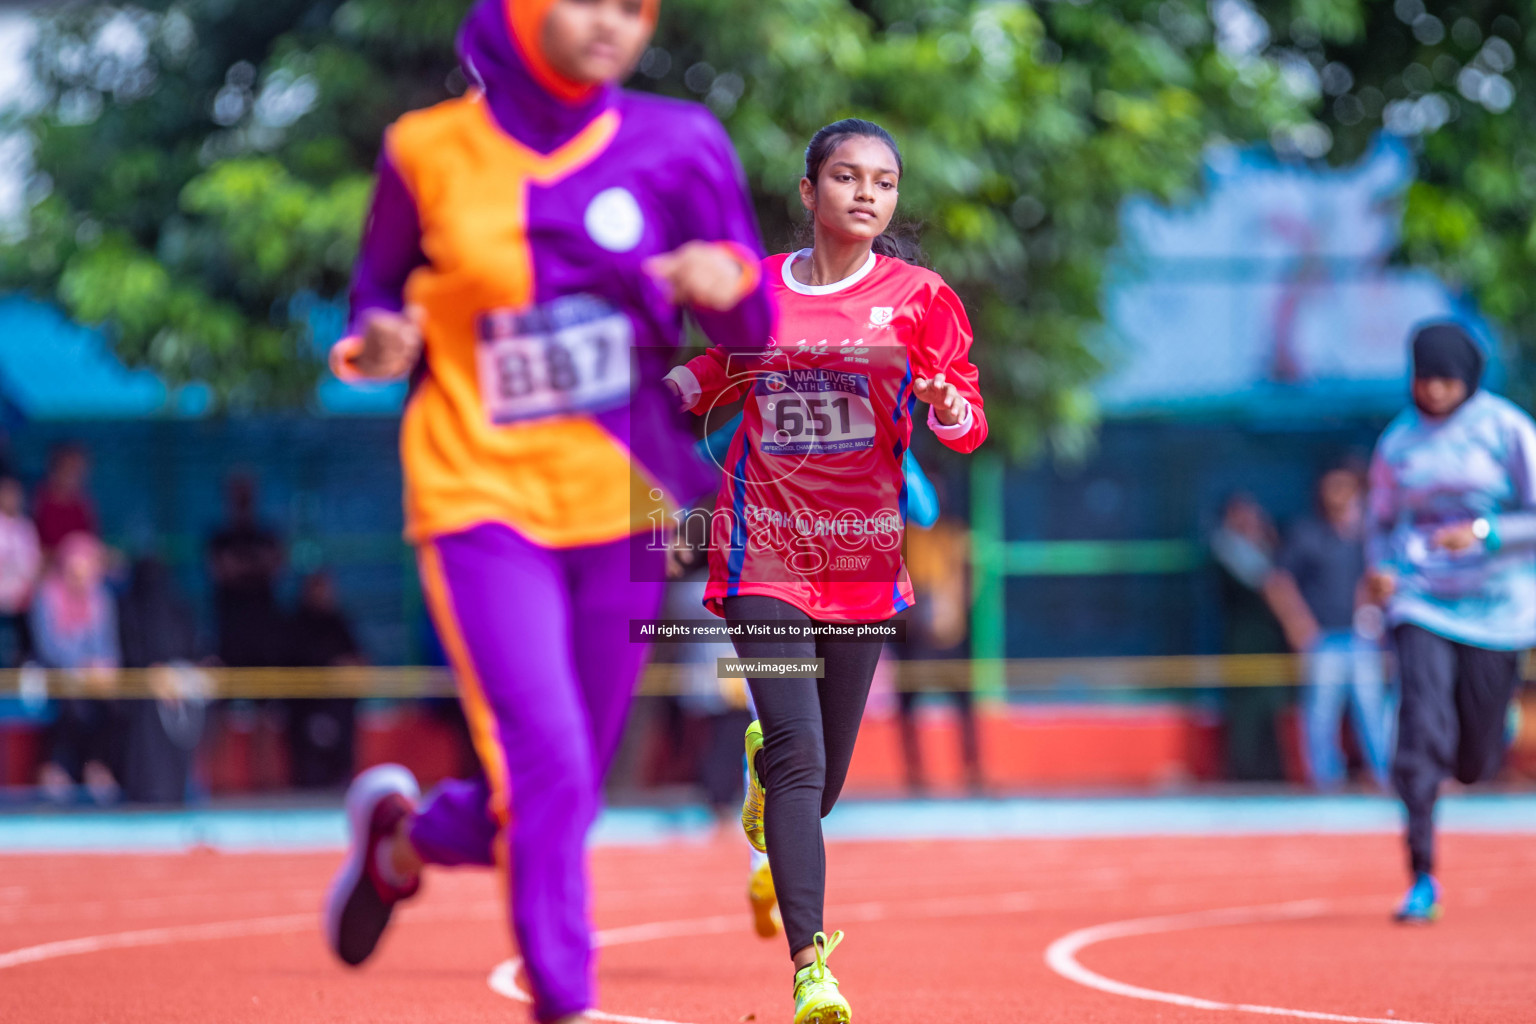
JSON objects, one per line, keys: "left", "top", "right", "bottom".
{"left": 666, "top": 249, "right": 987, "bottom": 622}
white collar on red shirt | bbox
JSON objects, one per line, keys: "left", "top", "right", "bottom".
{"left": 780, "top": 248, "right": 878, "bottom": 295}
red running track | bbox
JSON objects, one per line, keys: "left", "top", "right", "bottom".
{"left": 1, "top": 833, "right": 1531, "bottom": 1023}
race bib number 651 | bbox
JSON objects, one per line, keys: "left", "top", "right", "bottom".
{"left": 476, "top": 295, "right": 635, "bottom": 425}
{"left": 755, "top": 369, "right": 877, "bottom": 455}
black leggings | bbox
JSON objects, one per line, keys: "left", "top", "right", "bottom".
{"left": 1392, "top": 624, "right": 1521, "bottom": 875}
{"left": 724, "top": 596, "right": 883, "bottom": 956}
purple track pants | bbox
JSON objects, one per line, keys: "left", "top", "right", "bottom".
{"left": 409, "top": 522, "right": 661, "bottom": 1022}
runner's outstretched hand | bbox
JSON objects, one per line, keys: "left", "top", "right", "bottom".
{"left": 357, "top": 305, "right": 425, "bottom": 379}
{"left": 914, "top": 371, "right": 965, "bottom": 426}
{"left": 645, "top": 242, "right": 746, "bottom": 311}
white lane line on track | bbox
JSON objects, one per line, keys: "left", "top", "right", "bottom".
{"left": 0, "top": 885, "right": 1457, "bottom": 1024}
{"left": 0, "top": 912, "right": 318, "bottom": 970}
{"left": 0, "top": 888, "right": 332, "bottom": 926}
{"left": 1044, "top": 898, "right": 1438, "bottom": 1024}
{"left": 488, "top": 890, "right": 1042, "bottom": 1024}
{"left": 0, "top": 871, "right": 886, "bottom": 971}
{"left": 0, "top": 901, "right": 501, "bottom": 971}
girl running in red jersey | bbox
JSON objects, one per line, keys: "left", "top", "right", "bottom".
{"left": 665, "top": 117, "right": 987, "bottom": 1024}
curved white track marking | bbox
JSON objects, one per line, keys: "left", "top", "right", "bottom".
{"left": 489, "top": 891, "right": 1041, "bottom": 1024}
{"left": 1044, "top": 899, "right": 1438, "bottom": 1024}
{"left": 0, "top": 883, "right": 1033, "bottom": 986}
{"left": 490, "top": 961, "right": 696, "bottom": 1024}
{"left": 0, "top": 912, "right": 316, "bottom": 970}
{"left": 0, "top": 900, "right": 498, "bottom": 972}
{"left": 489, "top": 912, "right": 743, "bottom": 1024}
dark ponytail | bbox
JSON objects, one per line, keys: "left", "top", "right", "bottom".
{"left": 802, "top": 118, "right": 925, "bottom": 265}
{"left": 869, "top": 225, "right": 925, "bottom": 264}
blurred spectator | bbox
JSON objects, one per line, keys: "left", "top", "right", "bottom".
{"left": 31, "top": 532, "right": 120, "bottom": 804}
{"left": 1267, "top": 466, "right": 1390, "bottom": 790}
{"left": 117, "top": 556, "right": 205, "bottom": 804}
{"left": 0, "top": 476, "right": 41, "bottom": 666}
{"left": 206, "top": 473, "right": 285, "bottom": 667}
{"left": 285, "top": 571, "right": 363, "bottom": 789}
{"left": 33, "top": 443, "right": 97, "bottom": 555}
{"left": 896, "top": 512, "right": 981, "bottom": 794}
{"left": 119, "top": 557, "right": 199, "bottom": 669}
{"left": 1210, "top": 493, "right": 1291, "bottom": 782}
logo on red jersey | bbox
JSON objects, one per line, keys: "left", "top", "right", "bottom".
{"left": 868, "top": 306, "right": 894, "bottom": 328}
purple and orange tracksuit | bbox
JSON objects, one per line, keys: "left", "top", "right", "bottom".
{"left": 333, "top": 1, "right": 773, "bottom": 1018}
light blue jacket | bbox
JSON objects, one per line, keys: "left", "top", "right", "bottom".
{"left": 1366, "top": 390, "right": 1536, "bottom": 650}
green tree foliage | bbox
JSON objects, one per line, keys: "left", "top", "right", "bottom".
{"left": 2, "top": 0, "right": 1315, "bottom": 445}
{"left": 1247, "top": 0, "right": 1533, "bottom": 397}
{"left": 650, "top": 0, "right": 1317, "bottom": 453}
{"left": 0, "top": 0, "right": 472, "bottom": 408}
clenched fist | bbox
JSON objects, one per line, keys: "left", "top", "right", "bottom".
{"left": 644, "top": 242, "right": 747, "bottom": 311}
{"left": 355, "top": 305, "right": 425, "bottom": 379}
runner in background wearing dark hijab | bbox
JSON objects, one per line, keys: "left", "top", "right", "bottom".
{"left": 1364, "top": 321, "right": 1536, "bottom": 923}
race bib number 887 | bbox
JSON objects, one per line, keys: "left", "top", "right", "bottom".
{"left": 476, "top": 295, "right": 634, "bottom": 425}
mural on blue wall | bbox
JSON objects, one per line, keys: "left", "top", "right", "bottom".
{"left": 1096, "top": 136, "right": 1497, "bottom": 418}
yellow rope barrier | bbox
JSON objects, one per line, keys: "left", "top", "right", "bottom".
{"left": 0, "top": 653, "right": 1528, "bottom": 700}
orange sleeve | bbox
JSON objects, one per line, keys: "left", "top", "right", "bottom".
{"left": 712, "top": 241, "right": 763, "bottom": 305}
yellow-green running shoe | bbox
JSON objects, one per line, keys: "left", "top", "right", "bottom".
{"left": 748, "top": 859, "right": 781, "bottom": 939}
{"left": 793, "top": 930, "right": 850, "bottom": 1024}
{"left": 742, "top": 720, "right": 766, "bottom": 853}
